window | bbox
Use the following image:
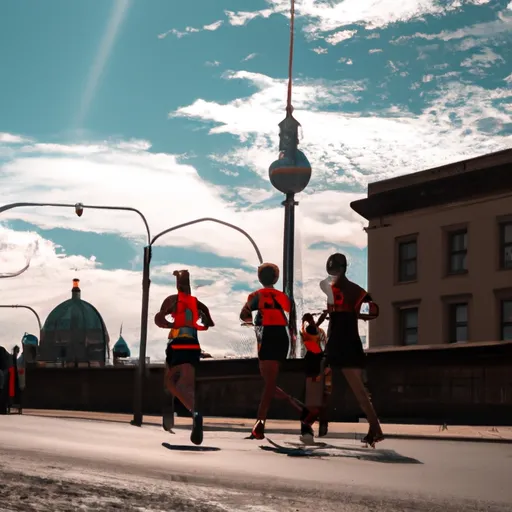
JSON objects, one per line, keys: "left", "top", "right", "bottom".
{"left": 499, "top": 222, "right": 512, "bottom": 270}
{"left": 398, "top": 239, "right": 417, "bottom": 282}
{"left": 501, "top": 300, "right": 512, "bottom": 341}
{"left": 448, "top": 303, "right": 468, "bottom": 343}
{"left": 399, "top": 307, "right": 418, "bottom": 345}
{"left": 447, "top": 230, "right": 467, "bottom": 274}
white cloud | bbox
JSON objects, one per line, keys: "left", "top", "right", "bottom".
{"left": 224, "top": 9, "right": 274, "bottom": 26}
{"left": 204, "top": 20, "right": 224, "bottom": 31}
{"left": 393, "top": 8, "right": 512, "bottom": 44}
{"left": 460, "top": 47, "right": 505, "bottom": 73}
{"left": 325, "top": 30, "right": 357, "bottom": 45}
{"left": 242, "top": 53, "right": 258, "bottom": 62}
{"left": 0, "top": 133, "right": 30, "bottom": 144}
{"left": 205, "top": 61, "right": 221, "bottom": 67}
{"left": 369, "top": 48, "right": 383, "bottom": 54}
{"left": 158, "top": 19, "right": 223, "bottom": 39}
{"left": 312, "top": 47, "right": 328, "bottom": 54}
{"left": 158, "top": 27, "right": 200, "bottom": 39}
{"left": 171, "top": 70, "right": 512, "bottom": 190}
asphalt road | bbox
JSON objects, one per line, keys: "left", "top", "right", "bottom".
{"left": 0, "top": 415, "right": 511, "bottom": 511}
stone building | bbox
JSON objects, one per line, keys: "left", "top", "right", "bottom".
{"left": 351, "top": 148, "right": 512, "bottom": 348}
{"left": 38, "top": 279, "right": 110, "bottom": 366}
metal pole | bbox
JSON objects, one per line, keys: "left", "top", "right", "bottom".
{"left": 282, "top": 193, "right": 298, "bottom": 358}
{"left": 0, "top": 305, "right": 42, "bottom": 334}
{"left": 131, "top": 245, "right": 151, "bottom": 427}
{"left": 131, "top": 217, "right": 264, "bottom": 426}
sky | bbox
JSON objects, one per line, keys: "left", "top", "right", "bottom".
{"left": 0, "top": 0, "right": 511, "bottom": 360}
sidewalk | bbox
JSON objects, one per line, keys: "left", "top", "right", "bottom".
{"left": 21, "top": 409, "right": 512, "bottom": 443}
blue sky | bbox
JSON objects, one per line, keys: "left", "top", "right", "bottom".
{"left": 0, "top": 0, "right": 511, "bottom": 358}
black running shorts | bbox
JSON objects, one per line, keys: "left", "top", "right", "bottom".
{"left": 165, "top": 341, "right": 201, "bottom": 368}
{"left": 257, "top": 326, "right": 290, "bottom": 362}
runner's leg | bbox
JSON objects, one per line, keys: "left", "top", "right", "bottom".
{"left": 342, "top": 367, "right": 383, "bottom": 441}
{"left": 165, "top": 364, "right": 195, "bottom": 412}
{"left": 257, "top": 360, "right": 280, "bottom": 420}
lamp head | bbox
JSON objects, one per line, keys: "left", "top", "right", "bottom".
{"left": 75, "top": 203, "right": 84, "bottom": 217}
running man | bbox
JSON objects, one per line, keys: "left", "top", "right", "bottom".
{"left": 154, "top": 269, "right": 214, "bottom": 445}
{"left": 320, "top": 253, "right": 384, "bottom": 447}
{"left": 240, "top": 263, "right": 292, "bottom": 440}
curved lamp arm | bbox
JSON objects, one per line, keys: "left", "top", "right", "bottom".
{"left": 151, "top": 217, "right": 263, "bottom": 265}
{"left": 0, "top": 202, "right": 151, "bottom": 245}
{"left": 0, "top": 304, "right": 42, "bottom": 333}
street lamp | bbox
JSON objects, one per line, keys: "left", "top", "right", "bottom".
{"left": 131, "top": 217, "right": 263, "bottom": 426}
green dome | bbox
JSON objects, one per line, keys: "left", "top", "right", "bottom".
{"left": 113, "top": 335, "right": 130, "bottom": 358}
{"left": 39, "top": 279, "right": 110, "bottom": 365}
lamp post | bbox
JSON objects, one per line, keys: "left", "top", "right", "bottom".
{"left": 131, "top": 217, "right": 263, "bottom": 426}
{"left": 0, "top": 202, "right": 264, "bottom": 426}
{"left": 0, "top": 305, "right": 42, "bottom": 334}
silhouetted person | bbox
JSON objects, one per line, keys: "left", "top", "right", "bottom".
{"left": 240, "top": 263, "right": 292, "bottom": 440}
{"left": 320, "top": 253, "right": 384, "bottom": 447}
{"left": 155, "top": 269, "right": 214, "bottom": 445}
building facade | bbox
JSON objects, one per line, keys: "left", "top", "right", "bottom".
{"left": 351, "top": 149, "right": 512, "bottom": 348}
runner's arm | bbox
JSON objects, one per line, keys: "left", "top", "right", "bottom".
{"left": 355, "top": 289, "right": 379, "bottom": 320}
{"left": 316, "top": 311, "right": 329, "bottom": 327}
{"left": 154, "top": 296, "right": 177, "bottom": 328}
{"left": 240, "top": 292, "right": 258, "bottom": 324}
{"left": 197, "top": 300, "right": 215, "bottom": 328}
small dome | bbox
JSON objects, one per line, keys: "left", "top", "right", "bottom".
{"left": 39, "top": 279, "right": 109, "bottom": 365}
{"left": 22, "top": 333, "right": 39, "bottom": 346}
{"left": 113, "top": 335, "right": 131, "bottom": 358}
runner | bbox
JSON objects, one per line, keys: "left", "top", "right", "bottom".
{"left": 300, "top": 312, "right": 331, "bottom": 440}
{"left": 320, "top": 253, "right": 384, "bottom": 448}
{"left": 240, "top": 263, "right": 292, "bottom": 440}
{"left": 154, "top": 269, "right": 214, "bottom": 445}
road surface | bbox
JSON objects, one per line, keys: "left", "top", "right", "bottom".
{"left": 0, "top": 415, "right": 510, "bottom": 511}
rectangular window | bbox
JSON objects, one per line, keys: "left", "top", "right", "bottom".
{"left": 398, "top": 239, "right": 417, "bottom": 282}
{"left": 499, "top": 222, "right": 512, "bottom": 270}
{"left": 501, "top": 300, "right": 512, "bottom": 341}
{"left": 448, "top": 230, "right": 467, "bottom": 274}
{"left": 399, "top": 307, "right": 418, "bottom": 345}
{"left": 448, "top": 303, "right": 468, "bottom": 343}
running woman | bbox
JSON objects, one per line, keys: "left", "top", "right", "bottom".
{"left": 240, "top": 263, "right": 291, "bottom": 440}
{"left": 320, "top": 253, "right": 384, "bottom": 448}
{"left": 300, "top": 312, "right": 331, "bottom": 440}
{"left": 154, "top": 269, "right": 214, "bottom": 445}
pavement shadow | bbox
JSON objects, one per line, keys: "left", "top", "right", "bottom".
{"left": 260, "top": 440, "right": 422, "bottom": 464}
{"left": 161, "top": 442, "right": 221, "bottom": 452}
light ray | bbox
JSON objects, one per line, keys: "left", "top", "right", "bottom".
{"left": 76, "top": 0, "right": 132, "bottom": 126}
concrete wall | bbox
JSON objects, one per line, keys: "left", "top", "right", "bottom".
{"left": 21, "top": 342, "right": 512, "bottom": 425}
{"left": 367, "top": 192, "right": 512, "bottom": 347}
